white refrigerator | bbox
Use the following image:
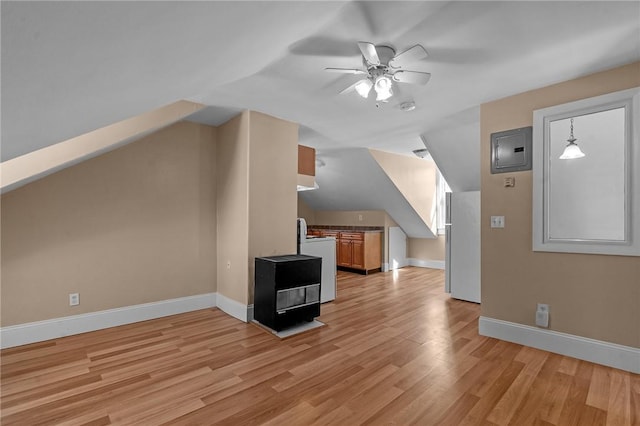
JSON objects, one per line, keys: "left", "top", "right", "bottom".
{"left": 445, "top": 191, "right": 481, "bottom": 303}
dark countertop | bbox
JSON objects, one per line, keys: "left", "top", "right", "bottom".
{"left": 307, "top": 225, "right": 383, "bottom": 233}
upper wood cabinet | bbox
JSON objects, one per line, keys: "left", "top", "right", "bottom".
{"left": 298, "top": 145, "right": 315, "bottom": 176}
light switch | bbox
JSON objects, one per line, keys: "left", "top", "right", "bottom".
{"left": 491, "top": 216, "right": 505, "bottom": 228}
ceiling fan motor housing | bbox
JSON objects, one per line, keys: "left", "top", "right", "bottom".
{"left": 363, "top": 45, "right": 396, "bottom": 71}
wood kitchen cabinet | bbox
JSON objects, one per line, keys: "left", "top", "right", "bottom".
{"left": 320, "top": 230, "right": 339, "bottom": 238}
{"left": 306, "top": 228, "right": 382, "bottom": 274}
{"left": 337, "top": 239, "right": 353, "bottom": 267}
{"left": 336, "top": 231, "right": 381, "bottom": 274}
{"left": 352, "top": 240, "right": 365, "bottom": 269}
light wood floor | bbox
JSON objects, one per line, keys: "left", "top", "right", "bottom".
{"left": 1, "top": 267, "right": 638, "bottom": 425}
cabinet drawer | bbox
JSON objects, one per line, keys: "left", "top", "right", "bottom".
{"left": 321, "top": 230, "right": 339, "bottom": 238}
{"left": 339, "top": 232, "right": 364, "bottom": 240}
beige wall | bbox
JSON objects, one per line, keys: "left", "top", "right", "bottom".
{"left": 408, "top": 236, "right": 445, "bottom": 261}
{"left": 369, "top": 149, "right": 437, "bottom": 233}
{"left": 217, "top": 110, "right": 298, "bottom": 306}
{"left": 2, "top": 108, "right": 299, "bottom": 327}
{"left": 481, "top": 62, "right": 640, "bottom": 347}
{"left": 247, "top": 111, "right": 298, "bottom": 303}
{"left": 216, "top": 112, "right": 251, "bottom": 305}
{"left": 1, "top": 121, "right": 217, "bottom": 326}
{"left": 313, "top": 209, "right": 387, "bottom": 227}
{"left": 297, "top": 196, "right": 316, "bottom": 224}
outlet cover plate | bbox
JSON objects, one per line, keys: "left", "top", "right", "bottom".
{"left": 491, "top": 216, "right": 505, "bottom": 228}
{"left": 69, "top": 293, "right": 80, "bottom": 306}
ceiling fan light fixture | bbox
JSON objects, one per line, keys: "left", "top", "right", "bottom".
{"left": 355, "top": 79, "right": 373, "bottom": 98}
{"left": 374, "top": 76, "right": 393, "bottom": 101}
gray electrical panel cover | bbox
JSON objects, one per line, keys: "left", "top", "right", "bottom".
{"left": 490, "top": 126, "right": 532, "bottom": 174}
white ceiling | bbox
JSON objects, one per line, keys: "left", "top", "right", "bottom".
{"left": 2, "top": 1, "right": 639, "bottom": 198}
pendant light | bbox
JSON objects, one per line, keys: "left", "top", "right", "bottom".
{"left": 559, "top": 118, "right": 585, "bottom": 159}
{"left": 374, "top": 75, "right": 393, "bottom": 101}
{"left": 354, "top": 79, "right": 373, "bottom": 98}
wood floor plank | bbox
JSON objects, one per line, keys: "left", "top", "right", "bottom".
{"left": 486, "top": 346, "right": 549, "bottom": 425}
{"left": 456, "top": 360, "right": 526, "bottom": 425}
{"left": 2, "top": 267, "right": 637, "bottom": 425}
{"left": 607, "top": 368, "right": 633, "bottom": 426}
{"left": 587, "top": 363, "right": 612, "bottom": 411}
{"left": 557, "top": 361, "right": 596, "bottom": 426}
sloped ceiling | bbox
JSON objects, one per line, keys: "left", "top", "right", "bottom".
{"left": 2, "top": 2, "right": 639, "bottom": 219}
{"left": 299, "top": 148, "right": 435, "bottom": 238}
{"left": 421, "top": 106, "right": 481, "bottom": 192}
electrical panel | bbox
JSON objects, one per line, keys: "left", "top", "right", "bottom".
{"left": 490, "top": 126, "right": 532, "bottom": 174}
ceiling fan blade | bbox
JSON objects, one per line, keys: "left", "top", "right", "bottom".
{"left": 339, "top": 79, "right": 368, "bottom": 94}
{"left": 389, "top": 45, "right": 429, "bottom": 69}
{"left": 325, "top": 67, "right": 367, "bottom": 75}
{"left": 392, "top": 71, "right": 431, "bottom": 85}
{"left": 358, "top": 41, "right": 380, "bottom": 66}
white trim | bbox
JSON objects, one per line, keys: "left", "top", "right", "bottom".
{"left": 0, "top": 293, "right": 216, "bottom": 349}
{"left": 532, "top": 87, "right": 640, "bottom": 257}
{"left": 408, "top": 258, "right": 445, "bottom": 270}
{"left": 479, "top": 316, "right": 640, "bottom": 374}
{"left": 382, "top": 263, "right": 389, "bottom": 272}
{"left": 216, "top": 293, "right": 249, "bottom": 322}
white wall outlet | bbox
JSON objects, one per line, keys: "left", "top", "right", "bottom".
{"left": 358, "top": 214, "right": 363, "bottom": 221}
{"left": 490, "top": 216, "right": 505, "bottom": 228}
{"left": 69, "top": 293, "right": 80, "bottom": 306}
{"left": 504, "top": 177, "right": 516, "bottom": 187}
{"left": 536, "top": 303, "right": 549, "bottom": 328}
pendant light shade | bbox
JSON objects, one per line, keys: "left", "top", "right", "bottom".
{"left": 559, "top": 142, "right": 585, "bottom": 160}
{"left": 559, "top": 118, "right": 586, "bottom": 160}
{"left": 354, "top": 79, "right": 373, "bottom": 98}
{"left": 374, "top": 76, "right": 393, "bottom": 101}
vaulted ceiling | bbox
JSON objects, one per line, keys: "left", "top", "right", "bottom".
{"left": 2, "top": 1, "right": 639, "bottom": 195}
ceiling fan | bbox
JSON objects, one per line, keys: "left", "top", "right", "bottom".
{"left": 326, "top": 42, "right": 431, "bottom": 102}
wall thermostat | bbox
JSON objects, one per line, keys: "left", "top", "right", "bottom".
{"left": 490, "top": 126, "right": 532, "bottom": 174}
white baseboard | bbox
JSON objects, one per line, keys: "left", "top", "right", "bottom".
{"left": 0, "top": 293, "right": 217, "bottom": 350}
{"left": 479, "top": 316, "right": 640, "bottom": 374}
{"left": 216, "top": 293, "right": 250, "bottom": 322}
{"left": 408, "top": 258, "right": 445, "bottom": 270}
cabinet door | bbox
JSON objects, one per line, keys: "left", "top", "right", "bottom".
{"left": 351, "top": 240, "right": 365, "bottom": 269}
{"left": 338, "top": 240, "right": 352, "bottom": 267}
